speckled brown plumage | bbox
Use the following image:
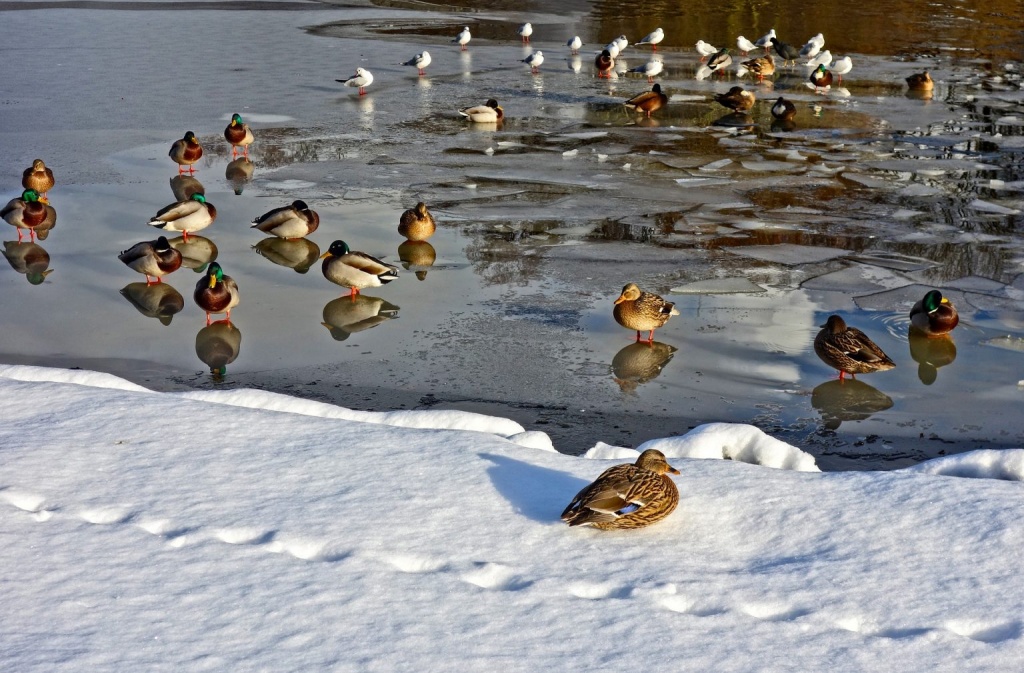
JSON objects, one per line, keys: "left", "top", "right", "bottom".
{"left": 561, "top": 449, "right": 680, "bottom": 530}
{"left": 613, "top": 283, "right": 679, "bottom": 342}
{"left": 398, "top": 202, "right": 436, "bottom": 241}
{"left": 814, "top": 315, "right": 895, "bottom": 379}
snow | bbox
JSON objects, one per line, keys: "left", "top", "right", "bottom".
{"left": 2, "top": 366, "right": 1024, "bottom": 672}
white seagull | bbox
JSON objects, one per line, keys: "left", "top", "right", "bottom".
{"left": 695, "top": 40, "right": 718, "bottom": 61}
{"left": 402, "top": 51, "right": 431, "bottom": 76}
{"left": 522, "top": 50, "right": 544, "bottom": 73}
{"left": 614, "top": 35, "right": 629, "bottom": 53}
{"left": 831, "top": 56, "right": 853, "bottom": 84}
{"left": 736, "top": 35, "right": 757, "bottom": 55}
{"left": 604, "top": 41, "right": 621, "bottom": 59}
{"left": 337, "top": 67, "right": 373, "bottom": 96}
{"left": 453, "top": 26, "right": 471, "bottom": 50}
{"left": 799, "top": 40, "right": 821, "bottom": 60}
{"left": 567, "top": 35, "right": 582, "bottom": 54}
{"left": 754, "top": 28, "right": 776, "bottom": 52}
{"left": 631, "top": 58, "right": 663, "bottom": 83}
{"left": 634, "top": 28, "right": 664, "bottom": 51}
{"left": 518, "top": 22, "right": 533, "bottom": 43}
{"left": 805, "top": 49, "right": 832, "bottom": 69}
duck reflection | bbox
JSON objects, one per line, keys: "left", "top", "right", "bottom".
{"left": 169, "top": 234, "right": 218, "bottom": 272}
{"left": 770, "top": 118, "right": 797, "bottom": 132}
{"left": 226, "top": 157, "right": 255, "bottom": 195}
{"left": 253, "top": 237, "right": 320, "bottom": 273}
{"left": 120, "top": 281, "right": 185, "bottom": 325}
{"left": 811, "top": 379, "right": 893, "bottom": 430}
{"left": 905, "top": 89, "right": 934, "bottom": 101}
{"left": 169, "top": 175, "right": 205, "bottom": 202}
{"left": 712, "top": 112, "right": 755, "bottom": 128}
{"left": 908, "top": 332, "right": 956, "bottom": 385}
{"left": 195, "top": 319, "right": 242, "bottom": 380}
{"left": 3, "top": 240, "right": 52, "bottom": 284}
{"left": 397, "top": 239, "right": 436, "bottom": 281}
{"left": 611, "top": 340, "right": 678, "bottom": 393}
{"left": 322, "top": 294, "right": 399, "bottom": 341}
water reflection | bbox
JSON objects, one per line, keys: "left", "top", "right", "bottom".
{"left": 712, "top": 112, "right": 755, "bottom": 128}
{"left": 611, "top": 341, "right": 678, "bottom": 394}
{"left": 908, "top": 333, "right": 957, "bottom": 385}
{"left": 120, "top": 281, "right": 185, "bottom": 325}
{"left": 195, "top": 319, "right": 242, "bottom": 380}
{"left": 904, "top": 88, "right": 934, "bottom": 102}
{"left": 397, "top": 240, "right": 436, "bottom": 281}
{"left": 169, "top": 235, "right": 218, "bottom": 273}
{"left": 3, "top": 240, "right": 52, "bottom": 284}
{"left": 169, "top": 175, "right": 205, "bottom": 202}
{"left": 321, "top": 294, "right": 400, "bottom": 341}
{"left": 811, "top": 379, "right": 894, "bottom": 430}
{"left": 253, "top": 237, "right": 321, "bottom": 274}
{"left": 225, "top": 158, "right": 255, "bottom": 195}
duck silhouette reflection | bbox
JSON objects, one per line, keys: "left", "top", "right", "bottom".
{"left": 169, "top": 234, "right": 218, "bottom": 272}
{"left": 169, "top": 175, "right": 205, "bottom": 202}
{"left": 611, "top": 340, "right": 678, "bottom": 393}
{"left": 322, "top": 294, "right": 399, "bottom": 341}
{"left": 120, "top": 281, "right": 185, "bottom": 325}
{"left": 253, "top": 237, "right": 321, "bottom": 273}
{"left": 397, "top": 239, "right": 436, "bottom": 281}
{"left": 3, "top": 240, "right": 52, "bottom": 284}
{"left": 226, "top": 157, "right": 255, "bottom": 195}
{"left": 195, "top": 319, "right": 242, "bottom": 379}
{"left": 908, "top": 332, "right": 957, "bottom": 385}
{"left": 712, "top": 112, "right": 755, "bottom": 128}
{"left": 811, "top": 379, "right": 894, "bottom": 430}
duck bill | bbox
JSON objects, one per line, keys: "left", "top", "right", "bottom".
{"left": 668, "top": 465, "right": 680, "bottom": 475}
{"left": 318, "top": 252, "right": 333, "bottom": 260}
{"left": 613, "top": 295, "right": 627, "bottom": 305}
{"left": 208, "top": 276, "right": 217, "bottom": 289}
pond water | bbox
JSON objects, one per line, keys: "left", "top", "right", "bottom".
{"left": 1, "top": 0, "right": 1022, "bottom": 470}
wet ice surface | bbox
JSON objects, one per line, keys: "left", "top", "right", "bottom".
{"left": 2, "top": 2, "right": 1024, "bottom": 469}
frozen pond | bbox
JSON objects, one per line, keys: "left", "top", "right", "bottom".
{"left": 1, "top": 0, "right": 1023, "bottom": 469}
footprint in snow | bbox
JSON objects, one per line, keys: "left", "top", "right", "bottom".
{"left": 460, "top": 562, "right": 531, "bottom": 591}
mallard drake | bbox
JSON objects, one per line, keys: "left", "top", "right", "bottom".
{"left": 743, "top": 54, "right": 775, "bottom": 82}
{"left": 706, "top": 48, "right": 732, "bottom": 73}
{"left": 910, "top": 289, "right": 959, "bottom": 337}
{"left": 118, "top": 235, "right": 183, "bottom": 284}
{"left": 194, "top": 262, "right": 239, "bottom": 324}
{"left": 613, "top": 282, "right": 679, "bottom": 342}
{"left": 453, "top": 26, "right": 471, "bottom": 50}
{"left": 2, "top": 241, "right": 52, "bottom": 285}
{"left": 169, "top": 131, "right": 203, "bottom": 174}
{"left": 522, "top": 50, "right": 544, "bottom": 74}
{"left": 814, "top": 315, "right": 895, "bottom": 380}
{"left": 398, "top": 202, "right": 436, "bottom": 241}
{"left": 561, "top": 449, "right": 680, "bottom": 530}
{"left": 634, "top": 27, "right": 664, "bottom": 51}
{"left": 771, "top": 96, "right": 797, "bottom": 120}
{"left": 2, "top": 190, "right": 49, "bottom": 241}
{"left": 320, "top": 240, "right": 399, "bottom": 297}
{"left": 251, "top": 200, "right": 319, "bottom": 239}
{"left": 148, "top": 193, "right": 216, "bottom": 241}
{"left": 906, "top": 71, "right": 934, "bottom": 91}
{"left": 567, "top": 35, "right": 582, "bottom": 54}
{"left": 458, "top": 98, "right": 504, "bottom": 123}
{"left": 714, "top": 86, "right": 755, "bottom": 112}
{"left": 595, "top": 49, "right": 615, "bottom": 78}
{"left": 338, "top": 67, "right": 373, "bottom": 95}
{"left": 402, "top": 50, "right": 431, "bottom": 76}
{"left": 624, "top": 83, "right": 668, "bottom": 117}
{"left": 224, "top": 113, "right": 254, "bottom": 158}
{"left": 831, "top": 56, "right": 852, "bottom": 84}
{"left": 754, "top": 28, "right": 776, "bottom": 52}
{"left": 805, "top": 49, "right": 832, "bottom": 70}
{"left": 518, "top": 22, "right": 532, "bottom": 43}
{"left": 22, "top": 159, "right": 55, "bottom": 197}
{"left": 770, "top": 37, "right": 800, "bottom": 66}
{"left": 695, "top": 40, "right": 717, "bottom": 61}
{"left": 810, "top": 64, "right": 833, "bottom": 90}
{"left": 120, "top": 281, "right": 185, "bottom": 325}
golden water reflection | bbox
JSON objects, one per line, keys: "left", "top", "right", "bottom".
{"left": 611, "top": 340, "right": 678, "bottom": 394}
{"left": 811, "top": 379, "right": 894, "bottom": 431}
{"left": 3, "top": 241, "right": 52, "bottom": 285}
{"left": 120, "top": 282, "right": 185, "bottom": 325}
{"left": 253, "top": 237, "right": 321, "bottom": 274}
{"left": 908, "top": 333, "right": 957, "bottom": 385}
{"left": 322, "top": 295, "right": 400, "bottom": 341}
{"left": 196, "top": 319, "right": 242, "bottom": 379}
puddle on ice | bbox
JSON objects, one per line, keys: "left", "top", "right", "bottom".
{"left": 2, "top": 0, "right": 1024, "bottom": 469}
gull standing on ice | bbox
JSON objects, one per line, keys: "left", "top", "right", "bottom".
{"left": 604, "top": 40, "right": 621, "bottom": 59}
{"left": 567, "top": 35, "right": 582, "bottom": 54}
{"left": 631, "top": 58, "right": 663, "bottom": 83}
{"left": 337, "top": 67, "right": 373, "bottom": 95}
{"left": 754, "top": 28, "right": 776, "bottom": 52}
{"left": 695, "top": 40, "right": 717, "bottom": 61}
{"left": 518, "top": 22, "right": 532, "bottom": 43}
{"left": 831, "top": 56, "right": 852, "bottom": 84}
{"left": 634, "top": 27, "right": 664, "bottom": 51}
{"left": 522, "top": 50, "right": 544, "bottom": 74}
{"left": 453, "top": 26, "right": 471, "bottom": 50}
{"left": 805, "top": 49, "right": 832, "bottom": 70}
{"left": 736, "top": 35, "right": 757, "bottom": 55}
{"left": 613, "top": 35, "right": 629, "bottom": 53}
{"left": 402, "top": 51, "right": 431, "bottom": 76}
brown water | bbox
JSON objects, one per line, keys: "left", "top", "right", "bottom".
{"left": 1, "top": 0, "right": 1023, "bottom": 469}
